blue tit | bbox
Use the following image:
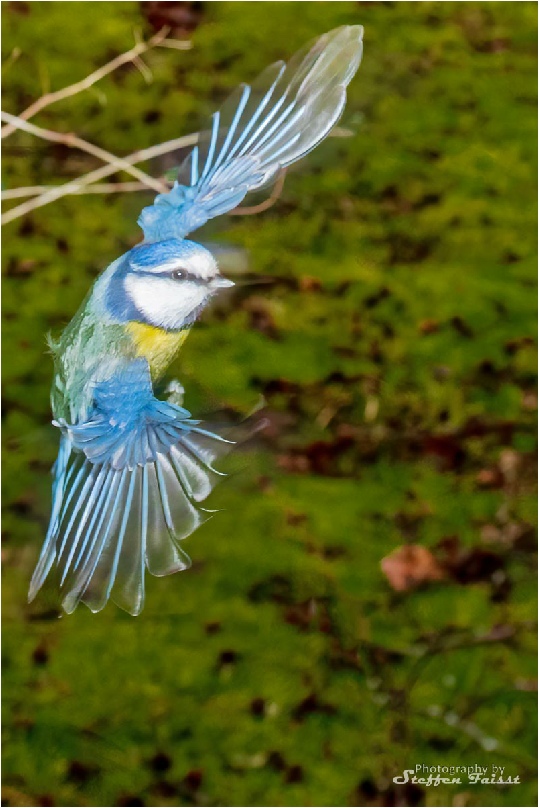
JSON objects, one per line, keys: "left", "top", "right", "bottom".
{"left": 29, "top": 25, "right": 364, "bottom": 615}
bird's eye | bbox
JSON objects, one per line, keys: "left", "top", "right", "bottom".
{"left": 170, "top": 269, "right": 187, "bottom": 281}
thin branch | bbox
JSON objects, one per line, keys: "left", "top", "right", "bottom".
{"left": 2, "top": 29, "right": 350, "bottom": 225}
{"left": 1, "top": 111, "right": 168, "bottom": 194}
{"left": 229, "top": 169, "right": 287, "bottom": 216}
{"left": 1, "top": 149, "right": 286, "bottom": 224}
{"left": 0, "top": 27, "right": 178, "bottom": 139}
{"left": 158, "top": 39, "right": 194, "bottom": 51}
{"left": 1, "top": 134, "right": 197, "bottom": 225}
{"left": 2, "top": 181, "right": 151, "bottom": 200}
{"left": 132, "top": 54, "right": 153, "bottom": 84}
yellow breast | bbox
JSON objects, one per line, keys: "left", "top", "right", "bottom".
{"left": 126, "top": 322, "right": 189, "bottom": 379}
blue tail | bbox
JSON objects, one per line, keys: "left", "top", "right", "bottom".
{"left": 29, "top": 362, "right": 233, "bottom": 615}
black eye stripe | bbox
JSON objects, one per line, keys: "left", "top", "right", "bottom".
{"left": 137, "top": 268, "right": 208, "bottom": 284}
{"left": 169, "top": 270, "right": 206, "bottom": 284}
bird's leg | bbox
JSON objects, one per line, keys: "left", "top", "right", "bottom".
{"left": 164, "top": 378, "right": 185, "bottom": 407}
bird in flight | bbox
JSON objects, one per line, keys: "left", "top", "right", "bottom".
{"left": 29, "top": 25, "right": 364, "bottom": 615}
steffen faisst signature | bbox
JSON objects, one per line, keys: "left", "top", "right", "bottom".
{"left": 393, "top": 764, "right": 520, "bottom": 787}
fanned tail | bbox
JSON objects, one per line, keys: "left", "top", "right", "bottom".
{"left": 29, "top": 363, "right": 234, "bottom": 615}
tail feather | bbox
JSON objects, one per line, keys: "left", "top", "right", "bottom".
{"left": 59, "top": 462, "right": 110, "bottom": 584}
{"left": 113, "top": 467, "right": 146, "bottom": 615}
{"left": 144, "top": 459, "right": 197, "bottom": 576}
{"left": 28, "top": 436, "right": 72, "bottom": 602}
{"left": 68, "top": 466, "right": 136, "bottom": 614}
{"left": 29, "top": 407, "right": 233, "bottom": 616}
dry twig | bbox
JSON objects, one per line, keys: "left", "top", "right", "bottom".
{"left": 1, "top": 134, "right": 197, "bottom": 225}
{"left": 0, "top": 27, "right": 187, "bottom": 138}
{"left": 1, "top": 27, "right": 199, "bottom": 225}
{"left": 1, "top": 182, "right": 150, "bottom": 200}
{"left": 230, "top": 170, "right": 287, "bottom": 216}
{"left": 1, "top": 27, "right": 293, "bottom": 225}
{"left": 1, "top": 111, "right": 168, "bottom": 194}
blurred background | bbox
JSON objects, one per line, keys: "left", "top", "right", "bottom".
{"left": 2, "top": 2, "right": 537, "bottom": 807}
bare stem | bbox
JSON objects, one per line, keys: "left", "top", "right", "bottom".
{"left": 1, "top": 134, "right": 197, "bottom": 225}
{"left": 1, "top": 181, "right": 151, "bottom": 200}
{"left": 1, "top": 111, "right": 168, "bottom": 194}
{"left": 0, "top": 27, "right": 182, "bottom": 139}
{"left": 229, "top": 170, "right": 287, "bottom": 216}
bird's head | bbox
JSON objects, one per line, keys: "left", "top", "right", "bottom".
{"left": 104, "top": 239, "right": 234, "bottom": 331}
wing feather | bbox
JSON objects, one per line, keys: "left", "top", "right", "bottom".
{"left": 138, "top": 25, "right": 363, "bottom": 242}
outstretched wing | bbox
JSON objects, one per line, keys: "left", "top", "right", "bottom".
{"left": 138, "top": 25, "right": 363, "bottom": 242}
{"left": 29, "top": 360, "right": 233, "bottom": 615}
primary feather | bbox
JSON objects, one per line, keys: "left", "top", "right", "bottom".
{"left": 138, "top": 25, "right": 363, "bottom": 242}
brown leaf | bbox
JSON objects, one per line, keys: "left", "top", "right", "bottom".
{"left": 423, "top": 434, "right": 466, "bottom": 471}
{"left": 298, "top": 275, "right": 322, "bottom": 292}
{"left": 476, "top": 467, "right": 504, "bottom": 489}
{"left": 522, "top": 390, "right": 537, "bottom": 411}
{"left": 381, "top": 545, "right": 445, "bottom": 592}
{"left": 183, "top": 769, "right": 203, "bottom": 791}
{"left": 419, "top": 318, "right": 439, "bottom": 335}
{"left": 141, "top": 0, "right": 203, "bottom": 37}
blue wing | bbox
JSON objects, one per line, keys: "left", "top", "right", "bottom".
{"left": 29, "top": 360, "right": 233, "bottom": 615}
{"left": 138, "top": 25, "right": 363, "bottom": 242}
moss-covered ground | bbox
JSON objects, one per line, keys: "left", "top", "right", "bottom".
{"left": 2, "top": 3, "right": 537, "bottom": 806}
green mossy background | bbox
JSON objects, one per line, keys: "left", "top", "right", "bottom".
{"left": 2, "top": 2, "right": 537, "bottom": 806}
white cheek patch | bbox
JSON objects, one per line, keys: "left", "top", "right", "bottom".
{"left": 125, "top": 275, "right": 208, "bottom": 330}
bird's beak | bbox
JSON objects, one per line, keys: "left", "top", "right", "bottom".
{"left": 210, "top": 275, "right": 235, "bottom": 289}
